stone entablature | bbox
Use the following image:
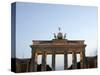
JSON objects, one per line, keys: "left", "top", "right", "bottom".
{"left": 32, "top": 39, "right": 85, "bottom": 45}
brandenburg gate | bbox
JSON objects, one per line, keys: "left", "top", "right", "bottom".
{"left": 29, "top": 28, "right": 86, "bottom": 72}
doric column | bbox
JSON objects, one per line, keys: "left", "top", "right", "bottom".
{"left": 80, "top": 51, "right": 84, "bottom": 68}
{"left": 29, "top": 51, "right": 37, "bottom": 72}
{"left": 52, "top": 50, "right": 55, "bottom": 71}
{"left": 80, "top": 48, "right": 85, "bottom": 69}
{"left": 26, "top": 62, "right": 29, "bottom": 72}
{"left": 72, "top": 51, "right": 77, "bottom": 69}
{"left": 64, "top": 51, "right": 68, "bottom": 70}
{"left": 41, "top": 51, "right": 47, "bottom": 71}
{"left": 34, "top": 52, "right": 38, "bottom": 72}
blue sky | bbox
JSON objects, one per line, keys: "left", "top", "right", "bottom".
{"left": 12, "top": 2, "right": 97, "bottom": 69}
